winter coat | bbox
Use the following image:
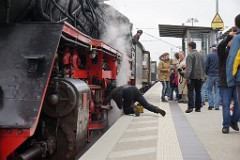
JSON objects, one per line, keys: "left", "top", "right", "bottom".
{"left": 170, "top": 72, "right": 178, "bottom": 88}
{"left": 217, "top": 35, "right": 233, "bottom": 87}
{"left": 177, "top": 58, "right": 187, "bottom": 94}
{"left": 185, "top": 49, "right": 204, "bottom": 80}
{"left": 103, "top": 86, "right": 124, "bottom": 109}
{"left": 205, "top": 51, "right": 219, "bottom": 76}
{"left": 158, "top": 59, "right": 171, "bottom": 81}
{"left": 226, "top": 29, "right": 240, "bottom": 87}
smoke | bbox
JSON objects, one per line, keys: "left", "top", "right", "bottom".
{"left": 100, "top": 5, "right": 132, "bottom": 87}
{"left": 116, "top": 53, "right": 131, "bottom": 87}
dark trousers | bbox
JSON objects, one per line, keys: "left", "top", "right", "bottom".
{"left": 122, "top": 86, "right": 159, "bottom": 114}
{"left": 187, "top": 79, "right": 202, "bottom": 110}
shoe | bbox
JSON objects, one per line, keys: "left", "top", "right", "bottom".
{"left": 215, "top": 107, "right": 219, "bottom": 110}
{"left": 132, "top": 105, "right": 140, "bottom": 117}
{"left": 208, "top": 106, "right": 213, "bottom": 110}
{"left": 183, "top": 100, "right": 188, "bottom": 104}
{"left": 230, "top": 122, "right": 239, "bottom": 131}
{"left": 185, "top": 109, "right": 193, "bottom": 113}
{"left": 161, "top": 98, "right": 168, "bottom": 102}
{"left": 168, "top": 98, "right": 173, "bottom": 101}
{"left": 178, "top": 99, "right": 183, "bottom": 103}
{"left": 222, "top": 127, "right": 229, "bottom": 134}
{"left": 195, "top": 109, "right": 201, "bottom": 112}
{"left": 156, "top": 108, "right": 166, "bottom": 117}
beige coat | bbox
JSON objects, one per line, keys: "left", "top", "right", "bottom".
{"left": 177, "top": 58, "right": 187, "bottom": 95}
{"left": 158, "top": 59, "right": 171, "bottom": 81}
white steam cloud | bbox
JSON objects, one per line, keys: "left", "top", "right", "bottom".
{"left": 100, "top": 5, "right": 132, "bottom": 87}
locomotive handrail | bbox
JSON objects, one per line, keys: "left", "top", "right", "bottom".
{"left": 62, "top": 22, "right": 123, "bottom": 58}
{"left": 61, "top": 34, "right": 122, "bottom": 59}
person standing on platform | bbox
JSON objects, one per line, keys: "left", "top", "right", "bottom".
{"left": 177, "top": 51, "right": 187, "bottom": 103}
{"left": 218, "top": 28, "right": 240, "bottom": 134}
{"left": 184, "top": 42, "right": 204, "bottom": 113}
{"left": 227, "top": 14, "right": 240, "bottom": 103}
{"left": 169, "top": 67, "right": 179, "bottom": 101}
{"left": 158, "top": 53, "right": 172, "bottom": 102}
{"left": 103, "top": 85, "right": 166, "bottom": 117}
{"left": 205, "top": 44, "right": 220, "bottom": 110}
{"left": 199, "top": 50, "right": 207, "bottom": 106}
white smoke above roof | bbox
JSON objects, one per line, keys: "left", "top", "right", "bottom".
{"left": 100, "top": 4, "right": 132, "bottom": 87}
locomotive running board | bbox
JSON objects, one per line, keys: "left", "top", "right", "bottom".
{"left": 0, "top": 23, "right": 63, "bottom": 159}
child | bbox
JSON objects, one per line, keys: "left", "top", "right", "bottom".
{"left": 169, "top": 68, "right": 179, "bottom": 100}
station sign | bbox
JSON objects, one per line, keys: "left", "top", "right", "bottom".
{"left": 211, "top": 13, "right": 224, "bottom": 30}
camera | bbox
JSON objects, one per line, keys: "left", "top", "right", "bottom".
{"left": 178, "top": 66, "right": 185, "bottom": 72}
{"left": 231, "top": 27, "right": 237, "bottom": 32}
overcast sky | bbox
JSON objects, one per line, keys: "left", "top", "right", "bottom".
{"left": 106, "top": 0, "right": 240, "bottom": 61}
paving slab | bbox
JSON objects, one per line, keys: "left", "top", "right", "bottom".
{"left": 79, "top": 82, "right": 240, "bottom": 160}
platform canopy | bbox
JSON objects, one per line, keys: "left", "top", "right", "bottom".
{"left": 158, "top": 24, "right": 214, "bottom": 38}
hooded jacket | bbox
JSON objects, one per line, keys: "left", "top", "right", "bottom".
{"left": 226, "top": 29, "right": 240, "bottom": 87}
{"left": 158, "top": 58, "right": 171, "bottom": 81}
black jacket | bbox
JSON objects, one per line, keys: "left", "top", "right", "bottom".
{"left": 217, "top": 35, "right": 233, "bottom": 87}
{"left": 103, "top": 86, "right": 124, "bottom": 109}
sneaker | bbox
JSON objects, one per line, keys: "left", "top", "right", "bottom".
{"left": 132, "top": 105, "right": 140, "bottom": 117}
{"left": 168, "top": 97, "right": 173, "bottom": 101}
{"left": 230, "top": 122, "right": 239, "bottom": 131}
{"left": 215, "top": 107, "right": 219, "bottom": 110}
{"left": 156, "top": 108, "right": 166, "bottom": 117}
{"left": 222, "top": 127, "right": 229, "bottom": 134}
{"left": 178, "top": 99, "right": 187, "bottom": 103}
{"left": 185, "top": 109, "right": 193, "bottom": 113}
{"left": 208, "top": 106, "right": 213, "bottom": 110}
{"left": 195, "top": 109, "right": 201, "bottom": 112}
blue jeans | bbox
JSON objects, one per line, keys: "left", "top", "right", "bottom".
{"left": 170, "top": 86, "right": 179, "bottom": 99}
{"left": 201, "top": 82, "right": 207, "bottom": 102}
{"left": 207, "top": 76, "right": 220, "bottom": 108}
{"left": 161, "top": 81, "right": 170, "bottom": 99}
{"left": 219, "top": 86, "right": 240, "bottom": 127}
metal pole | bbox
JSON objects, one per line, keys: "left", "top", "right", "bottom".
{"left": 191, "top": 18, "right": 193, "bottom": 26}
{"left": 216, "top": 0, "right": 219, "bottom": 13}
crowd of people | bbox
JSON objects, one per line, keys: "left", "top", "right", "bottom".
{"left": 158, "top": 14, "right": 240, "bottom": 134}
{"left": 104, "top": 14, "right": 240, "bottom": 135}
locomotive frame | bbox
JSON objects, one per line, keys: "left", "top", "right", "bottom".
{"left": 0, "top": 0, "right": 154, "bottom": 159}
{"left": 0, "top": 22, "right": 122, "bottom": 160}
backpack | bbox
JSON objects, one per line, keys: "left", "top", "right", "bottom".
{"left": 233, "top": 49, "right": 240, "bottom": 76}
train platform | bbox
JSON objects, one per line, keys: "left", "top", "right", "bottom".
{"left": 79, "top": 82, "right": 240, "bottom": 160}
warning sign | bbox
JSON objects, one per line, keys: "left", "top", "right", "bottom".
{"left": 211, "top": 13, "right": 224, "bottom": 30}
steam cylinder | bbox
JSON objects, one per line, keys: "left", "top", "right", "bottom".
{"left": 42, "top": 78, "right": 90, "bottom": 159}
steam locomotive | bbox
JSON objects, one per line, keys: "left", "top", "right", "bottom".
{"left": 0, "top": 1, "right": 153, "bottom": 160}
